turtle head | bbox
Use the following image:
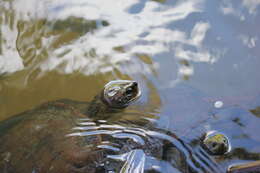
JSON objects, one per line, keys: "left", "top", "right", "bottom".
{"left": 202, "top": 131, "right": 231, "bottom": 155}
{"left": 102, "top": 80, "right": 141, "bottom": 108}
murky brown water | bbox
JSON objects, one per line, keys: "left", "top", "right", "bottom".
{"left": 0, "top": 0, "right": 260, "bottom": 172}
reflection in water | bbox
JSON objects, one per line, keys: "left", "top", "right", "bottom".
{"left": 225, "top": 148, "right": 260, "bottom": 161}
{"left": 0, "top": 90, "right": 222, "bottom": 173}
{"left": 151, "top": 0, "right": 166, "bottom": 4}
{"left": 241, "top": 0, "right": 260, "bottom": 15}
{"left": 68, "top": 116, "right": 223, "bottom": 173}
{"left": 220, "top": 0, "right": 260, "bottom": 19}
{"left": 0, "top": 0, "right": 214, "bottom": 79}
{"left": 250, "top": 106, "right": 260, "bottom": 118}
{"left": 0, "top": 0, "right": 260, "bottom": 172}
{"left": 0, "top": 4, "right": 23, "bottom": 74}
{"left": 238, "top": 34, "right": 257, "bottom": 49}
{"left": 39, "top": 0, "right": 209, "bottom": 79}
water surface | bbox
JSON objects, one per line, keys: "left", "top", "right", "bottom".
{"left": 0, "top": 0, "right": 260, "bottom": 172}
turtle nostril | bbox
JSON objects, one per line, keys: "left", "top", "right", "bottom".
{"left": 132, "top": 81, "right": 138, "bottom": 87}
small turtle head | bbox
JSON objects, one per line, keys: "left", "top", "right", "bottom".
{"left": 102, "top": 80, "right": 141, "bottom": 108}
{"left": 202, "top": 131, "right": 231, "bottom": 155}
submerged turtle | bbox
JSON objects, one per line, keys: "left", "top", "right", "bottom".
{"left": 201, "top": 131, "right": 231, "bottom": 155}
{"left": 0, "top": 80, "right": 225, "bottom": 173}
{"left": 0, "top": 80, "right": 143, "bottom": 173}
{"left": 0, "top": 80, "right": 189, "bottom": 173}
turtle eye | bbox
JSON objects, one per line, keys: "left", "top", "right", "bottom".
{"left": 212, "top": 142, "right": 217, "bottom": 148}
{"left": 126, "top": 87, "right": 133, "bottom": 95}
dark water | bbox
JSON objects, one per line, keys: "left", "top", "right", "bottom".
{"left": 0, "top": 0, "right": 260, "bottom": 172}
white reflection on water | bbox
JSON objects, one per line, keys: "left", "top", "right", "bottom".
{"left": 118, "top": 149, "right": 145, "bottom": 173}
{"left": 220, "top": 0, "right": 260, "bottom": 19}
{"left": 41, "top": 0, "right": 210, "bottom": 76}
{"left": 0, "top": 0, "right": 46, "bottom": 74}
{"left": 174, "top": 22, "right": 212, "bottom": 62}
{"left": 0, "top": 24, "right": 23, "bottom": 74}
{"left": 220, "top": 0, "right": 245, "bottom": 21}
{"left": 1, "top": 0, "right": 259, "bottom": 78}
{"left": 238, "top": 35, "right": 258, "bottom": 49}
{"left": 242, "top": 0, "right": 260, "bottom": 15}
{"left": 1, "top": 0, "right": 216, "bottom": 78}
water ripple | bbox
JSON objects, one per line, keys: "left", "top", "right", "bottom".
{"left": 67, "top": 117, "right": 222, "bottom": 172}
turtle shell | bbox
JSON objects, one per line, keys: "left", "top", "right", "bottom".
{"left": 0, "top": 99, "right": 104, "bottom": 173}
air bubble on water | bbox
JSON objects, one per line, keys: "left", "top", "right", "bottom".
{"left": 214, "top": 101, "right": 223, "bottom": 108}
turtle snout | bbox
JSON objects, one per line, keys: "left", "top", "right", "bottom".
{"left": 124, "top": 81, "right": 141, "bottom": 103}
{"left": 130, "top": 81, "right": 138, "bottom": 93}
{"left": 132, "top": 81, "right": 138, "bottom": 87}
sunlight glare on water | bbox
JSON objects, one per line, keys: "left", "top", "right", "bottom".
{"left": 0, "top": 0, "right": 217, "bottom": 78}
{"left": 66, "top": 114, "right": 223, "bottom": 173}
